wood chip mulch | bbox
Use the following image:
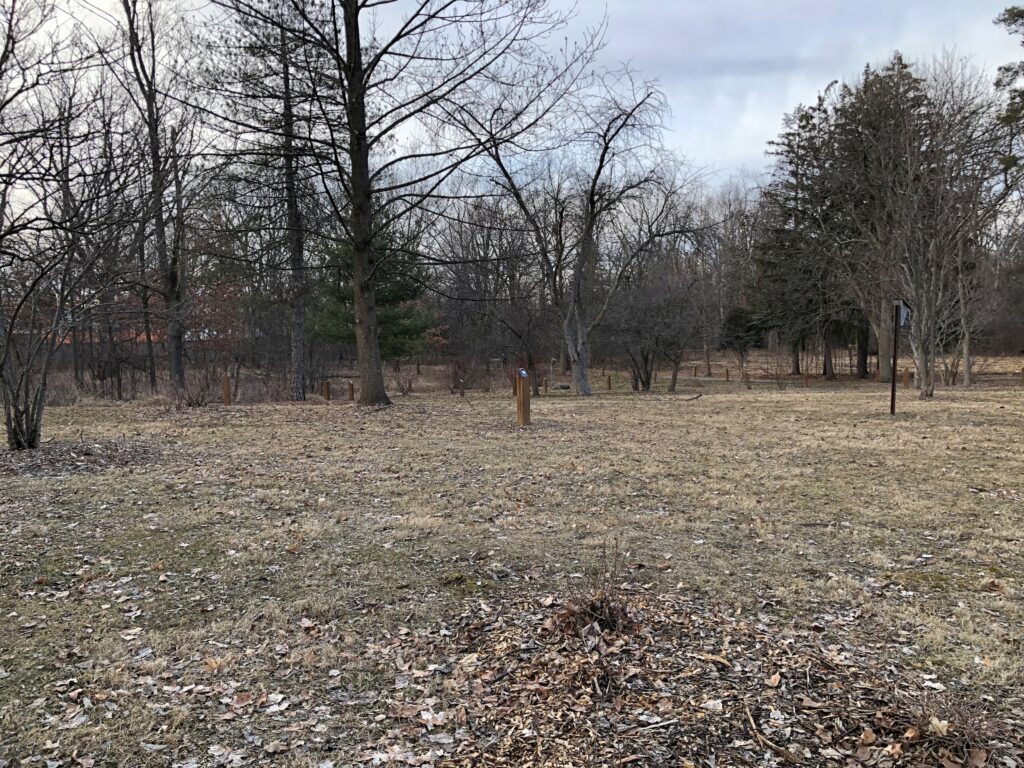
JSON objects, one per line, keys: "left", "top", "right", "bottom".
{"left": 362, "top": 591, "right": 1024, "bottom": 768}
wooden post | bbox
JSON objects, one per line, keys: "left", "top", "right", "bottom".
{"left": 323, "top": 381, "right": 331, "bottom": 401}
{"left": 607, "top": 374, "right": 612, "bottom": 391}
{"left": 223, "top": 374, "right": 231, "bottom": 405}
{"left": 516, "top": 370, "right": 530, "bottom": 426}
{"left": 803, "top": 373, "right": 810, "bottom": 389}
{"left": 902, "top": 368, "right": 910, "bottom": 390}
{"left": 347, "top": 381, "right": 355, "bottom": 401}
{"left": 693, "top": 365, "right": 698, "bottom": 377}
{"left": 725, "top": 368, "right": 729, "bottom": 382}
{"left": 543, "top": 377, "right": 548, "bottom": 393}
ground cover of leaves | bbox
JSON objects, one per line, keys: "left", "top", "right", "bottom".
{"left": 1, "top": 379, "right": 1022, "bottom": 767}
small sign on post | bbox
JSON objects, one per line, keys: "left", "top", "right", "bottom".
{"left": 223, "top": 374, "right": 232, "bottom": 406}
{"left": 516, "top": 368, "right": 530, "bottom": 426}
{"left": 323, "top": 381, "right": 331, "bottom": 401}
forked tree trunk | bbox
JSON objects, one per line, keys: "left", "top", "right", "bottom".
{"left": 3, "top": 388, "right": 45, "bottom": 450}
{"left": 563, "top": 311, "right": 592, "bottom": 396}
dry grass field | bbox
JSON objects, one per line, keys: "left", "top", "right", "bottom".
{"left": 1, "top": 376, "right": 1023, "bottom": 766}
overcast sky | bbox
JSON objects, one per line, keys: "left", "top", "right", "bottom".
{"left": 564, "top": 1, "right": 1022, "bottom": 179}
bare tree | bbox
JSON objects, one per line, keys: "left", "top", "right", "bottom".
{"left": 484, "top": 73, "right": 695, "bottom": 394}
{"left": 113, "top": 0, "right": 201, "bottom": 394}
{"left": 211, "top": 0, "right": 595, "bottom": 405}
{"left": 2, "top": 44, "right": 141, "bottom": 448}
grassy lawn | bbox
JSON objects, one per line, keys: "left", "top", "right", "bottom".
{"left": 1, "top": 380, "right": 1022, "bottom": 766}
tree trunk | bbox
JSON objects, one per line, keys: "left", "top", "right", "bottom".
{"left": 139, "top": 238, "right": 158, "bottom": 393}
{"left": 71, "top": 327, "right": 84, "bottom": 389}
{"left": 527, "top": 350, "right": 540, "bottom": 396}
{"left": 563, "top": 310, "right": 592, "bottom": 396}
{"left": 167, "top": 127, "right": 187, "bottom": 392}
{"left": 3, "top": 387, "right": 45, "bottom": 450}
{"left": 282, "top": 29, "right": 306, "bottom": 402}
{"left": 344, "top": 4, "right": 390, "bottom": 406}
{"left": 822, "top": 335, "right": 835, "bottom": 380}
{"left": 909, "top": 298, "right": 937, "bottom": 399}
{"left": 875, "top": 299, "right": 893, "bottom": 384}
{"left": 856, "top": 322, "right": 869, "bottom": 379}
{"left": 668, "top": 360, "right": 680, "bottom": 392}
{"left": 958, "top": 272, "right": 972, "bottom": 388}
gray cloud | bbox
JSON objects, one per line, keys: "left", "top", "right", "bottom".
{"left": 559, "top": 0, "right": 1022, "bottom": 177}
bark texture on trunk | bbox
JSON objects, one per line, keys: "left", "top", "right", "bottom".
{"left": 166, "top": 127, "right": 187, "bottom": 392}
{"left": 344, "top": 3, "right": 390, "bottom": 406}
{"left": 563, "top": 311, "right": 592, "bottom": 396}
{"left": 282, "top": 29, "right": 306, "bottom": 402}
{"left": 3, "top": 386, "right": 45, "bottom": 450}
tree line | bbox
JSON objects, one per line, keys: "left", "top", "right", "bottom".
{"left": 2, "top": 0, "right": 1024, "bottom": 448}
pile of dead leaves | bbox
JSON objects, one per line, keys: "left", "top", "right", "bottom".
{"left": 0, "top": 439, "right": 157, "bottom": 477}
{"left": 362, "top": 591, "right": 1023, "bottom": 768}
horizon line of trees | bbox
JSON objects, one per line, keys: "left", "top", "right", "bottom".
{"left": 2, "top": 0, "right": 1024, "bottom": 449}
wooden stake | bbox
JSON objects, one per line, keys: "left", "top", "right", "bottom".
{"left": 725, "top": 368, "right": 730, "bottom": 382}
{"left": 347, "top": 381, "right": 354, "bottom": 401}
{"left": 543, "top": 377, "right": 548, "bottom": 393}
{"left": 693, "top": 365, "right": 698, "bottom": 377}
{"left": 516, "top": 370, "right": 530, "bottom": 426}
{"left": 902, "top": 368, "right": 910, "bottom": 390}
{"left": 223, "top": 374, "right": 231, "bottom": 405}
{"left": 803, "top": 373, "right": 810, "bottom": 389}
{"left": 607, "top": 374, "right": 612, "bottom": 391}
{"left": 323, "top": 381, "right": 331, "bottom": 401}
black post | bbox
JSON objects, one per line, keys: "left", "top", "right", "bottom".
{"left": 890, "top": 301, "right": 900, "bottom": 416}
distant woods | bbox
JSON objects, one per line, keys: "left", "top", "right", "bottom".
{"left": 2, "top": 1, "right": 1024, "bottom": 448}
